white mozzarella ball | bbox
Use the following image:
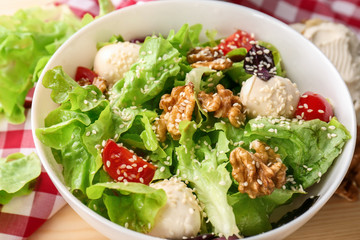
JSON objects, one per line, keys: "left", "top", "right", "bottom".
{"left": 93, "top": 42, "right": 140, "bottom": 86}
{"left": 149, "top": 178, "right": 201, "bottom": 239}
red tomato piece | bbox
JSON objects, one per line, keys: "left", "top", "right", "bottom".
{"left": 217, "top": 29, "right": 255, "bottom": 55}
{"left": 295, "top": 91, "right": 334, "bottom": 122}
{"left": 75, "top": 66, "right": 98, "bottom": 85}
{"left": 102, "top": 139, "right": 156, "bottom": 185}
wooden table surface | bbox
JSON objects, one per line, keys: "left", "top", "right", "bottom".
{"left": 2, "top": 1, "right": 360, "bottom": 239}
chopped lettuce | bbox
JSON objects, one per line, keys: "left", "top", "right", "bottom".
{"left": 228, "top": 189, "right": 300, "bottom": 236}
{"left": 36, "top": 67, "right": 109, "bottom": 193}
{"left": 176, "top": 121, "right": 239, "bottom": 237}
{"left": 111, "top": 36, "right": 181, "bottom": 108}
{"left": 0, "top": 153, "right": 41, "bottom": 204}
{"left": 86, "top": 182, "right": 167, "bottom": 233}
{"left": 167, "top": 23, "right": 202, "bottom": 56}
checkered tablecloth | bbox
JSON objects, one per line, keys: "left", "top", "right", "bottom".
{"left": 0, "top": 0, "right": 359, "bottom": 239}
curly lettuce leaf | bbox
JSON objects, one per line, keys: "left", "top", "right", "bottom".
{"left": 36, "top": 67, "right": 112, "bottom": 192}
{"left": 86, "top": 182, "right": 167, "bottom": 233}
{"left": 228, "top": 189, "right": 300, "bottom": 236}
{"left": 167, "top": 23, "right": 202, "bottom": 56}
{"left": 111, "top": 36, "right": 181, "bottom": 108}
{"left": 0, "top": 6, "right": 84, "bottom": 124}
{"left": 37, "top": 120, "right": 98, "bottom": 193}
{"left": 175, "top": 121, "right": 239, "bottom": 237}
{"left": 0, "top": 153, "right": 41, "bottom": 204}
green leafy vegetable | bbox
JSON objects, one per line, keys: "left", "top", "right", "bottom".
{"left": 86, "top": 182, "right": 167, "bottom": 233}
{"left": 0, "top": 6, "right": 83, "bottom": 123}
{"left": 111, "top": 36, "right": 181, "bottom": 108}
{"left": 167, "top": 23, "right": 202, "bottom": 56}
{"left": 176, "top": 121, "right": 239, "bottom": 237}
{"left": 0, "top": 152, "right": 41, "bottom": 204}
{"left": 0, "top": 0, "right": 116, "bottom": 124}
{"left": 228, "top": 189, "right": 301, "bottom": 236}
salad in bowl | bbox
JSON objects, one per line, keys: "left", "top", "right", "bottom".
{"left": 31, "top": 1, "right": 356, "bottom": 240}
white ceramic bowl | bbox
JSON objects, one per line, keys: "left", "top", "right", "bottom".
{"left": 32, "top": 0, "right": 357, "bottom": 239}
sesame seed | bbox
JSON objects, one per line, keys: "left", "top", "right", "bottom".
{"left": 139, "top": 177, "right": 144, "bottom": 183}
{"left": 85, "top": 131, "right": 90, "bottom": 136}
{"left": 318, "top": 109, "right": 325, "bottom": 114}
{"left": 243, "top": 181, "right": 248, "bottom": 186}
{"left": 257, "top": 179, "right": 263, "bottom": 185}
{"left": 106, "top": 161, "right": 111, "bottom": 168}
{"left": 92, "top": 130, "right": 97, "bottom": 134}
{"left": 328, "top": 125, "right": 336, "bottom": 130}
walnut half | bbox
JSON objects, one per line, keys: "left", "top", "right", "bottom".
{"left": 198, "top": 84, "right": 246, "bottom": 127}
{"left": 187, "top": 47, "right": 232, "bottom": 70}
{"left": 156, "top": 82, "right": 196, "bottom": 141}
{"left": 230, "top": 140, "right": 287, "bottom": 199}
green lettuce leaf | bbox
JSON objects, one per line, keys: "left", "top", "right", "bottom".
{"left": 37, "top": 67, "right": 111, "bottom": 192}
{"left": 175, "top": 121, "right": 239, "bottom": 237}
{"left": 111, "top": 36, "right": 181, "bottom": 108}
{"left": 228, "top": 189, "right": 300, "bottom": 236}
{"left": 167, "top": 23, "right": 202, "bottom": 56}
{"left": 0, "top": 153, "right": 41, "bottom": 204}
{"left": 0, "top": 6, "right": 83, "bottom": 123}
{"left": 37, "top": 122, "right": 97, "bottom": 193}
{"left": 86, "top": 182, "right": 167, "bottom": 233}
{"left": 185, "top": 67, "right": 224, "bottom": 93}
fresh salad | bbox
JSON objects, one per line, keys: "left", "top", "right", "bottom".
{"left": 36, "top": 24, "right": 351, "bottom": 239}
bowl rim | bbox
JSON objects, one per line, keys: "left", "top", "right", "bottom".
{"left": 31, "top": 0, "right": 357, "bottom": 239}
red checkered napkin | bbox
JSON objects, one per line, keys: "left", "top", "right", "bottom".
{"left": 1, "top": 0, "right": 359, "bottom": 240}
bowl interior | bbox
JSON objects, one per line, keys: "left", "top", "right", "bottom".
{"left": 32, "top": 1, "right": 357, "bottom": 239}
